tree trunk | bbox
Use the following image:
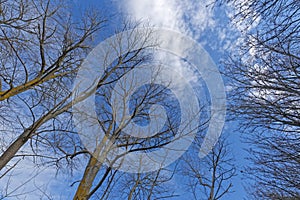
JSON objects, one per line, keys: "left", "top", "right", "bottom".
{"left": 73, "top": 155, "right": 102, "bottom": 200}
{"left": 0, "top": 129, "right": 31, "bottom": 171}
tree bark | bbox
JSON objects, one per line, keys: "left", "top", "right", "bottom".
{"left": 73, "top": 155, "right": 102, "bottom": 200}
{"left": 0, "top": 129, "right": 31, "bottom": 171}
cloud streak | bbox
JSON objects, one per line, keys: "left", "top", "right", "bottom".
{"left": 120, "top": 0, "right": 216, "bottom": 40}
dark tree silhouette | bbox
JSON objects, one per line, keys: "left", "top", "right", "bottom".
{"left": 217, "top": 0, "right": 300, "bottom": 199}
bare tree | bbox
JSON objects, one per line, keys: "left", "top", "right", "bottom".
{"left": 71, "top": 25, "right": 213, "bottom": 199}
{"left": 182, "top": 136, "right": 236, "bottom": 200}
{"left": 0, "top": 0, "right": 104, "bottom": 198}
{"left": 71, "top": 26, "right": 163, "bottom": 199}
{"left": 217, "top": 0, "right": 300, "bottom": 198}
{"left": 72, "top": 53, "right": 193, "bottom": 199}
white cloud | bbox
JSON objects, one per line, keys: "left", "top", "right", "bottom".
{"left": 120, "top": 0, "right": 216, "bottom": 40}
{"left": 124, "top": 0, "right": 181, "bottom": 30}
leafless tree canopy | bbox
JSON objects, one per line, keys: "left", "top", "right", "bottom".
{"left": 0, "top": 0, "right": 104, "bottom": 171}
{"left": 182, "top": 135, "right": 235, "bottom": 200}
{"left": 219, "top": 0, "right": 300, "bottom": 199}
{"left": 0, "top": 0, "right": 102, "bottom": 198}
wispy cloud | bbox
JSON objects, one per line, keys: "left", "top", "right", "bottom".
{"left": 119, "top": 0, "right": 216, "bottom": 40}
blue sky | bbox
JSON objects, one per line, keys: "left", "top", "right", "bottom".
{"left": 0, "top": 0, "right": 251, "bottom": 199}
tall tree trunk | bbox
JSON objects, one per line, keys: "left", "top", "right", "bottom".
{"left": 73, "top": 155, "right": 102, "bottom": 200}
{"left": 0, "top": 129, "right": 31, "bottom": 171}
{"left": 0, "top": 101, "right": 70, "bottom": 172}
